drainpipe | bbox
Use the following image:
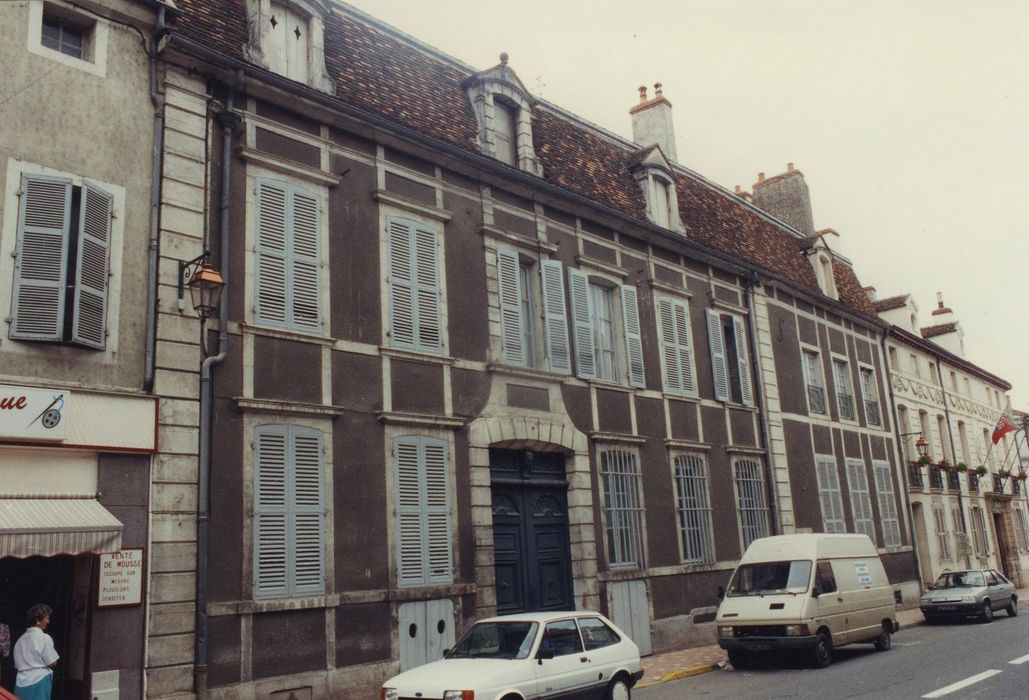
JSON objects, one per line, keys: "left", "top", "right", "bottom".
{"left": 881, "top": 328, "right": 922, "bottom": 589}
{"left": 744, "top": 272, "right": 780, "bottom": 535}
{"left": 144, "top": 5, "right": 168, "bottom": 391}
{"left": 195, "top": 70, "right": 243, "bottom": 699}
{"left": 936, "top": 361, "right": 972, "bottom": 569}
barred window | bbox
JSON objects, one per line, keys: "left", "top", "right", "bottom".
{"left": 734, "top": 458, "right": 770, "bottom": 548}
{"left": 933, "top": 505, "right": 951, "bottom": 561}
{"left": 803, "top": 349, "right": 826, "bottom": 415}
{"left": 673, "top": 454, "right": 714, "bottom": 563}
{"left": 832, "top": 358, "right": 855, "bottom": 421}
{"left": 872, "top": 460, "right": 901, "bottom": 547}
{"left": 600, "top": 449, "right": 646, "bottom": 569}
{"left": 859, "top": 367, "right": 882, "bottom": 426}
{"left": 815, "top": 455, "right": 846, "bottom": 533}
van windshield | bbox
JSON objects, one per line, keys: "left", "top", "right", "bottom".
{"left": 727, "top": 560, "right": 813, "bottom": 596}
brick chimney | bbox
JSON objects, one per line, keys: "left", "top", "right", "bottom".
{"left": 751, "top": 162, "right": 815, "bottom": 235}
{"left": 630, "top": 83, "right": 677, "bottom": 162}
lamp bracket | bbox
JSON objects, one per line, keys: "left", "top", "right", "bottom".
{"left": 178, "top": 252, "right": 211, "bottom": 301}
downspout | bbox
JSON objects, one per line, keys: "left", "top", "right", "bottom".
{"left": 744, "top": 272, "right": 780, "bottom": 535}
{"left": 195, "top": 70, "right": 243, "bottom": 699}
{"left": 936, "top": 361, "right": 972, "bottom": 568}
{"left": 144, "top": 5, "right": 168, "bottom": 391}
{"left": 881, "top": 327, "right": 922, "bottom": 588}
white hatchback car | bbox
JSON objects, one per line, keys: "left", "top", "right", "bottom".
{"left": 381, "top": 611, "right": 644, "bottom": 700}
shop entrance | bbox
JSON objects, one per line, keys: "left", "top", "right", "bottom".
{"left": 1, "top": 554, "right": 93, "bottom": 700}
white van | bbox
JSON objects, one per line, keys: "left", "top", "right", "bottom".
{"left": 716, "top": 533, "right": 898, "bottom": 668}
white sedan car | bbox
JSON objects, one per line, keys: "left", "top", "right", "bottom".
{"left": 381, "top": 611, "right": 644, "bottom": 700}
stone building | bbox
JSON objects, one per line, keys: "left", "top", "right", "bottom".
{"left": 139, "top": 1, "right": 920, "bottom": 698}
{"left": 0, "top": 1, "right": 172, "bottom": 698}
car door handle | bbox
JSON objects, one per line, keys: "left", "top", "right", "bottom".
{"left": 580, "top": 656, "right": 590, "bottom": 663}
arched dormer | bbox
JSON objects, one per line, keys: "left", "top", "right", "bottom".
{"left": 244, "top": 0, "right": 334, "bottom": 93}
{"left": 801, "top": 235, "right": 838, "bottom": 300}
{"left": 628, "top": 145, "right": 684, "bottom": 233}
{"left": 463, "top": 53, "right": 543, "bottom": 176}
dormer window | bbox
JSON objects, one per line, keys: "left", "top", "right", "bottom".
{"left": 245, "top": 0, "right": 334, "bottom": 93}
{"left": 804, "top": 245, "right": 838, "bottom": 300}
{"left": 629, "top": 147, "right": 684, "bottom": 233}
{"left": 463, "top": 54, "right": 543, "bottom": 175}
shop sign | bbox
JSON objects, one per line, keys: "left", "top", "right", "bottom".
{"left": 0, "top": 384, "right": 69, "bottom": 441}
{"left": 97, "top": 549, "right": 144, "bottom": 607}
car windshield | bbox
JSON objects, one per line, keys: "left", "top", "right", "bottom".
{"left": 932, "top": 571, "right": 985, "bottom": 589}
{"left": 446, "top": 621, "right": 538, "bottom": 660}
{"left": 727, "top": 560, "right": 813, "bottom": 596}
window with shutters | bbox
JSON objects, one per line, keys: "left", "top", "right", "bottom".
{"left": 932, "top": 504, "right": 951, "bottom": 561}
{"left": 969, "top": 505, "right": 988, "bottom": 556}
{"left": 599, "top": 448, "right": 646, "bottom": 569}
{"left": 254, "top": 178, "right": 323, "bottom": 334}
{"left": 802, "top": 348, "right": 827, "bottom": 415}
{"left": 734, "top": 458, "right": 770, "bottom": 549}
{"left": 387, "top": 216, "right": 444, "bottom": 354}
{"left": 672, "top": 453, "right": 714, "bottom": 563}
{"left": 28, "top": 2, "right": 107, "bottom": 77}
{"left": 1015, "top": 508, "right": 1029, "bottom": 551}
{"left": 567, "top": 268, "right": 645, "bottom": 387}
{"left": 656, "top": 296, "right": 697, "bottom": 397}
{"left": 952, "top": 506, "right": 966, "bottom": 557}
{"left": 244, "top": 0, "right": 333, "bottom": 91}
{"left": 705, "top": 310, "right": 752, "bottom": 405}
{"left": 394, "top": 435, "right": 453, "bottom": 587}
{"left": 495, "top": 252, "right": 570, "bottom": 373}
{"left": 832, "top": 357, "right": 855, "bottom": 421}
{"left": 859, "top": 366, "right": 882, "bottom": 426}
{"left": 7, "top": 173, "right": 114, "bottom": 350}
{"left": 844, "top": 458, "right": 875, "bottom": 540}
{"left": 872, "top": 459, "right": 901, "bottom": 547}
{"left": 253, "top": 424, "right": 325, "bottom": 599}
{"left": 815, "top": 455, "right": 847, "bottom": 533}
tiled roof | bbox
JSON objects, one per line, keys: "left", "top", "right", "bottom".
{"left": 872, "top": 294, "right": 909, "bottom": 312}
{"left": 921, "top": 322, "right": 958, "bottom": 339}
{"left": 170, "top": 0, "right": 877, "bottom": 318}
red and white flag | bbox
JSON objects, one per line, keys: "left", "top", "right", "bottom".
{"left": 992, "top": 414, "right": 1017, "bottom": 444}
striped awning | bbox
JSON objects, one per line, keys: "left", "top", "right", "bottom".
{"left": 0, "top": 497, "right": 123, "bottom": 558}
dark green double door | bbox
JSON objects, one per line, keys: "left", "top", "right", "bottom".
{"left": 490, "top": 449, "right": 574, "bottom": 614}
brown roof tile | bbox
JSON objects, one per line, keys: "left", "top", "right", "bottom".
{"left": 872, "top": 294, "right": 909, "bottom": 312}
{"left": 921, "top": 322, "right": 958, "bottom": 339}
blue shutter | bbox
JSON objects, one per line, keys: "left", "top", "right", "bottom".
{"left": 387, "top": 218, "right": 416, "bottom": 349}
{"left": 291, "top": 427, "right": 325, "bottom": 594}
{"left": 497, "top": 249, "right": 525, "bottom": 365}
{"left": 255, "top": 180, "right": 289, "bottom": 328}
{"left": 621, "top": 284, "right": 645, "bottom": 388}
{"left": 10, "top": 175, "right": 72, "bottom": 341}
{"left": 413, "top": 224, "right": 442, "bottom": 353}
{"left": 659, "top": 296, "right": 695, "bottom": 395}
{"left": 289, "top": 187, "right": 321, "bottom": 333}
{"left": 540, "top": 260, "right": 571, "bottom": 374}
{"left": 732, "top": 315, "right": 753, "bottom": 406}
{"left": 394, "top": 436, "right": 453, "bottom": 587}
{"left": 70, "top": 182, "right": 112, "bottom": 349}
{"left": 395, "top": 436, "right": 424, "bottom": 586}
{"left": 567, "top": 267, "right": 596, "bottom": 379}
{"left": 422, "top": 438, "right": 453, "bottom": 584}
{"left": 254, "top": 426, "right": 289, "bottom": 598}
{"left": 706, "top": 309, "right": 729, "bottom": 402}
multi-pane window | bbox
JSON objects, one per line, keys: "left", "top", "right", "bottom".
{"left": 395, "top": 436, "right": 453, "bottom": 587}
{"left": 42, "top": 15, "right": 85, "bottom": 59}
{"left": 253, "top": 425, "right": 325, "bottom": 598}
{"left": 872, "top": 460, "right": 901, "bottom": 547}
{"left": 497, "top": 252, "right": 571, "bottom": 372}
{"left": 600, "top": 449, "right": 646, "bottom": 569}
{"left": 10, "top": 174, "right": 112, "bottom": 349}
{"left": 832, "top": 358, "right": 855, "bottom": 421}
{"left": 657, "top": 297, "right": 696, "bottom": 396}
{"left": 933, "top": 505, "right": 951, "bottom": 561}
{"left": 673, "top": 454, "right": 714, "bottom": 563}
{"left": 859, "top": 367, "right": 881, "bottom": 426}
{"left": 803, "top": 349, "right": 826, "bottom": 415}
{"left": 1015, "top": 508, "right": 1029, "bottom": 551}
{"left": 734, "top": 458, "right": 770, "bottom": 548}
{"left": 387, "top": 216, "right": 442, "bottom": 353}
{"left": 492, "top": 100, "right": 518, "bottom": 166}
{"left": 706, "top": 310, "right": 752, "bottom": 406}
{"left": 518, "top": 263, "right": 535, "bottom": 366}
{"left": 969, "top": 506, "right": 989, "bottom": 557}
{"left": 845, "top": 458, "right": 875, "bottom": 540}
{"left": 567, "top": 269, "right": 645, "bottom": 387}
{"left": 255, "top": 179, "right": 322, "bottom": 333}
{"left": 815, "top": 455, "right": 847, "bottom": 533}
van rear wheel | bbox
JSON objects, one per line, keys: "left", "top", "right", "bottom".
{"left": 811, "top": 632, "right": 832, "bottom": 668}
{"left": 873, "top": 625, "right": 892, "bottom": 651}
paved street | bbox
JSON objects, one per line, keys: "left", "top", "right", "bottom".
{"left": 638, "top": 606, "right": 1029, "bottom": 699}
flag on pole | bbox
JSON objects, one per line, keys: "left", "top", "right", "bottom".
{"left": 992, "top": 413, "right": 1017, "bottom": 444}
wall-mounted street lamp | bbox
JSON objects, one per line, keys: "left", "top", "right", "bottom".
{"left": 898, "top": 432, "right": 929, "bottom": 461}
{"left": 178, "top": 252, "right": 225, "bottom": 356}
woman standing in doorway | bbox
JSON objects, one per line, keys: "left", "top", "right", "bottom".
{"left": 12, "top": 605, "right": 58, "bottom": 700}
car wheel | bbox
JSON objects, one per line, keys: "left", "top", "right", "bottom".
{"left": 981, "top": 601, "right": 994, "bottom": 623}
{"left": 873, "top": 625, "right": 892, "bottom": 651}
{"left": 811, "top": 632, "right": 832, "bottom": 668}
{"left": 606, "top": 677, "right": 630, "bottom": 700}
{"left": 728, "top": 649, "right": 751, "bottom": 669}
{"left": 1006, "top": 597, "right": 1018, "bottom": 617}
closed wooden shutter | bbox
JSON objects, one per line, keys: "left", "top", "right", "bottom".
{"left": 289, "top": 187, "right": 321, "bottom": 333}
{"left": 10, "top": 175, "right": 72, "bottom": 341}
{"left": 414, "top": 226, "right": 442, "bottom": 352}
{"left": 567, "top": 267, "right": 596, "bottom": 379}
{"left": 291, "top": 427, "right": 325, "bottom": 594}
{"left": 705, "top": 309, "right": 729, "bottom": 401}
{"left": 658, "top": 297, "right": 696, "bottom": 395}
{"left": 255, "top": 180, "right": 289, "bottom": 328}
{"left": 70, "top": 183, "right": 112, "bottom": 349}
{"left": 254, "top": 426, "right": 289, "bottom": 598}
{"left": 496, "top": 249, "right": 525, "bottom": 365}
{"left": 540, "top": 260, "right": 571, "bottom": 374}
{"left": 395, "top": 436, "right": 453, "bottom": 587}
{"left": 621, "top": 284, "right": 645, "bottom": 388}
{"left": 388, "top": 218, "right": 442, "bottom": 353}
{"left": 423, "top": 438, "right": 453, "bottom": 584}
{"left": 732, "top": 315, "right": 753, "bottom": 406}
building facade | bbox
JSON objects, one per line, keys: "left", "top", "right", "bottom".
{"left": 0, "top": 1, "right": 169, "bottom": 698}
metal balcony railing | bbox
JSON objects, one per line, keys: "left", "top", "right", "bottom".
{"left": 947, "top": 470, "right": 961, "bottom": 490}
{"left": 929, "top": 466, "right": 944, "bottom": 490}
{"left": 909, "top": 463, "right": 924, "bottom": 489}
{"left": 968, "top": 473, "right": 980, "bottom": 492}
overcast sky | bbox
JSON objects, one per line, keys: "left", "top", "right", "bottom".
{"left": 344, "top": 0, "right": 1029, "bottom": 409}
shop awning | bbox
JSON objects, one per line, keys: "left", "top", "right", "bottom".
{"left": 0, "top": 497, "right": 123, "bottom": 558}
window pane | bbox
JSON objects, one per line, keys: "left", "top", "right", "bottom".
{"left": 590, "top": 284, "right": 617, "bottom": 381}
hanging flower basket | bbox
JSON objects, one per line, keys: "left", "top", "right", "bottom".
{"left": 974, "top": 465, "right": 988, "bottom": 476}
{"left": 917, "top": 455, "right": 932, "bottom": 466}
{"left": 1016, "top": 472, "right": 1028, "bottom": 481}
{"left": 998, "top": 469, "right": 1012, "bottom": 479}
{"left": 937, "top": 459, "right": 951, "bottom": 471}
{"left": 954, "top": 462, "right": 968, "bottom": 472}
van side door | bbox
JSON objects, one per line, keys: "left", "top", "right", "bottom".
{"left": 812, "top": 560, "right": 848, "bottom": 645}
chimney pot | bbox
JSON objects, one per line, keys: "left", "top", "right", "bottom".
{"left": 757, "top": 172, "right": 766, "bottom": 183}
{"left": 654, "top": 82, "right": 663, "bottom": 98}
{"left": 936, "top": 291, "right": 944, "bottom": 308}
{"left": 787, "top": 162, "right": 795, "bottom": 172}
{"left": 638, "top": 85, "right": 648, "bottom": 103}
{"left": 735, "top": 185, "right": 742, "bottom": 194}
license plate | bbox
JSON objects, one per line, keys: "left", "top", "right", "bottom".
{"left": 936, "top": 606, "right": 956, "bottom": 611}
{"left": 744, "top": 643, "right": 772, "bottom": 651}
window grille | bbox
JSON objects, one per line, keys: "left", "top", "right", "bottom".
{"left": 734, "top": 458, "right": 769, "bottom": 548}
{"left": 600, "top": 449, "right": 646, "bottom": 569}
{"left": 673, "top": 454, "right": 714, "bottom": 563}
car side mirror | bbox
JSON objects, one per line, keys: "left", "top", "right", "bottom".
{"left": 717, "top": 585, "right": 725, "bottom": 600}
{"left": 537, "top": 647, "right": 555, "bottom": 663}
{"left": 812, "top": 586, "right": 822, "bottom": 598}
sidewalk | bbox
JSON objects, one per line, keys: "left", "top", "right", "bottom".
{"left": 635, "top": 604, "right": 931, "bottom": 688}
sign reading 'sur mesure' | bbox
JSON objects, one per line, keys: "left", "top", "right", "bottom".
{"left": 0, "top": 384, "right": 69, "bottom": 441}
{"left": 97, "top": 550, "right": 144, "bottom": 607}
